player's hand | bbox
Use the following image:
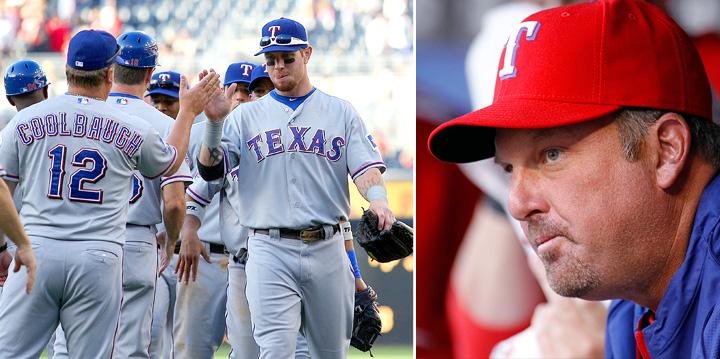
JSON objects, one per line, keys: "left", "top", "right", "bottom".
{"left": 179, "top": 69, "right": 222, "bottom": 117}
{"left": 156, "top": 230, "right": 175, "bottom": 277}
{"left": 528, "top": 255, "right": 606, "bottom": 358}
{"left": 204, "top": 82, "right": 235, "bottom": 122}
{"left": 368, "top": 199, "right": 395, "bottom": 231}
{"left": 175, "top": 230, "right": 211, "bottom": 284}
{"left": 13, "top": 244, "right": 36, "bottom": 294}
{"left": 0, "top": 249, "right": 12, "bottom": 286}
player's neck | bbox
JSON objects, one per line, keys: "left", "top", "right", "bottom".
{"left": 67, "top": 84, "right": 111, "bottom": 101}
{"left": 109, "top": 82, "right": 147, "bottom": 99}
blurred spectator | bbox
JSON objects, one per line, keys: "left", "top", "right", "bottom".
{"left": 45, "top": 14, "right": 71, "bottom": 52}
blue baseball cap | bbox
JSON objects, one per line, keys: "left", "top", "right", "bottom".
{"left": 67, "top": 29, "right": 124, "bottom": 70}
{"left": 249, "top": 63, "right": 270, "bottom": 92}
{"left": 4, "top": 59, "right": 50, "bottom": 96}
{"left": 255, "top": 18, "right": 309, "bottom": 56}
{"left": 146, "top": 71, "right": 183, "bottom": 99}
{"left": 223, "top": 62, "right": 256, "bottom": 86}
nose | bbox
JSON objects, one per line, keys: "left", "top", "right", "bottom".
{"left": 507, "top": 167, "right": 549, "bottom": 222}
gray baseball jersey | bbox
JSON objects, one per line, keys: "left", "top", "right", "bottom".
{"left": 0, "top": 93, "right": 180, "bottom": 359}
{"left": 219, "top": 89, "right": 385, "bottom": 229}
{"left": 0, "top": 94, "right": 180, "bottom": 244}
{"left": 109, "top": 93, "right": 192, "bottom": 359}
{"left": 214, "top": 89, "right": 383, "bottom": 358}
{"left": 107, "top": 94, "right": 193, "bottom": 228}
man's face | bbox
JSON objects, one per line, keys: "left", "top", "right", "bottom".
{"left": 228, "top": 82, "right": 251, "bottom": 110}
{"left": 251, "top": 78, "right": 275, "bottom": 100}
{"left": 264, "top": 49, "right": 307, "bottom": 93}
{"left": 150, "top": 94, "right": 180, "bottom": 119}
{"left": 494, "top": 116, "right": 669, "bottom": 301}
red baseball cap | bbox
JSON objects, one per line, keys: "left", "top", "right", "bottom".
{"left": 428, "top": 0, "right": 712, "bottom": 163}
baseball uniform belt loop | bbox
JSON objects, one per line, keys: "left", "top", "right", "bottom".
{"left": 255, "top": 224, "right": 340, "bottom": 241}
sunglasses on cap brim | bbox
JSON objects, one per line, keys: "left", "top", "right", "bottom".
{"left": 148, "top": 78, "right": 181, "bottom": 91}
{"left": 259, "top": 34, "right": 308, "bottom": 48}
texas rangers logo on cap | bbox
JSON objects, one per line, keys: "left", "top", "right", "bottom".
{"left": 499, "top": 21, "right": 541, "bottom": 80}
{"left": 240, "top": 64, "right": 253, "bottom": 77}
{"left": 268, "top": 25, "right": 282, "bottom": 38}
{"left": 158, "top": 73, "right": 171, "bottom": 81}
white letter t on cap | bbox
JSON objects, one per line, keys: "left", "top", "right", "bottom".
{"left": 498, "top": 21, "right": 540, "bottom": 80}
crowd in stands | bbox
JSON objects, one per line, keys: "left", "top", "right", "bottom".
{"left": 0, "top": 0, "right": 413, "bottom": 169}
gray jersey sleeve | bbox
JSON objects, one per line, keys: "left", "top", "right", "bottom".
{"left": 135, "top": 126, "right": 179, "bottom": 179}
{"left": 345, "top": 112, "right": 386, "bottom": 180}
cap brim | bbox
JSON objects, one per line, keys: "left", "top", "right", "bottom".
{"left": 145, "top": 88, "right": 179, "bottom": 99}
{"left": 255, "top": 44, "right": 308, "bottom": 56}
{"left": 428, "top": 99, "right": 621, "bottom": 163}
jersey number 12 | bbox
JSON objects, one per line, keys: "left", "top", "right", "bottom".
{"left": 47, "top": 144, "right": 107, "bottom": 203}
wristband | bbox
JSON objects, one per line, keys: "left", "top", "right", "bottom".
{"left": 340, "top": 221, "right": 353, "bottom": 241}
{"left": 347, "top": 250, "right": 362, "bottom": 279}
{"left": 186, "top": 201, "right": 205, "bottom": 222}
{"left": 202, "top": 119, "right": 224, "bottom": 149}
{"left": 0, "top": 243, "right": 6, "bottom": 253}
{"left": 366, "top": 186, "right": 388, "bottom": 204}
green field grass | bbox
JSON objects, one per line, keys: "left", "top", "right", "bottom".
{"left": 41, "top": 343, "right": 413, "bottom": 358}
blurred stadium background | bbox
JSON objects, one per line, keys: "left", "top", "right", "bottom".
{"left": 2, "top": 0, "right": 414, "bottom": 357}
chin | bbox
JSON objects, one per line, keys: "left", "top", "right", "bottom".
{"left": 544, "top": 256, "right": 602, "bottom": 298}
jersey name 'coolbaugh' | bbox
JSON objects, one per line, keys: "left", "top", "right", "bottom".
{"left": 0, "top": 94, "right": 179, "bottom": 244}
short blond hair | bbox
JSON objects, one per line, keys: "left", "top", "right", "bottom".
{"left": 65, "top": 64, "right": 110, "bottom": 89}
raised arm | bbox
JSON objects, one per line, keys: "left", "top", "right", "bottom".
{"left": 353, "top": 167, "right": 396, "bottom": 230}
{"left": 197, "top": 83, "right": 236, "bottom": 181}
{"left": 163, "top": 70, "right": 222, "bottom": 175}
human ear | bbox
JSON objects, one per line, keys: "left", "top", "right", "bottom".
{"left": 105, "top": 66, "right": 115, "bottom": 84}
{"left": 303, "top": 46, "right": 312, "bottom": 64}
{"left": 653, "top": 112, "right": 691, "bottom": 189}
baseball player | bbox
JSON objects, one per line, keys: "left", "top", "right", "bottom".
{"left": 146, "top": 70, "right": 186, "bottom": 359}
{"left": 197, "top": 18, "right": 396, "bottom": 358}
{"left": 0, "top": 29, "right": 220, "bottom": 359}
{"left": 248, "top": 63, "right": 274, "bottom": 100}
{"left": 148, "top": 72, "right": 182, "bottom": 120}
{"left": 178, "top": 77, "right": 310, "bottom": 358}
{"left": 0, "top": 59, "right": 48, "bottom": 296}
{"left": 4, "top": 59, "right": 50, "bottom": 111}
{"left": 167, "top": 61, "right": 256, "bottom": 358}
{"left": 51, "top": 31, "right": 194, "bottom": 359}
{"left": 223, "top": 61, "right": 256, "bottom": 110}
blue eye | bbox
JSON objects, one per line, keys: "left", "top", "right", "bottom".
{"left": 544, "top": 149, "right": 561, "bottom": 161}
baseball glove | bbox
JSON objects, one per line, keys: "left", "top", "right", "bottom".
{"left": 355, "top": 209, "right": 414, "bottom": 263}
{"left": 351, "top": 286, "right": 382, "bottom": 355}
